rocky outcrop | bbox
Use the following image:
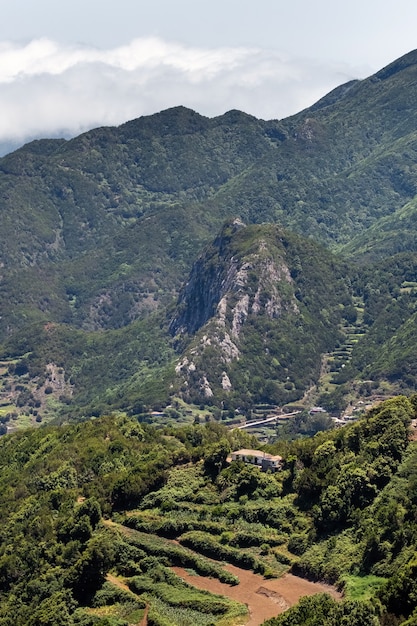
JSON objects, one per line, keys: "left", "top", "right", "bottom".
{"left": 170, "top": 219, "right": 298, "bottom": 340}
{"left": 169, "top": 219, "right": 246, "bottom": 336}
{"left": 169, "top": 220, "right": 352, "bottom": 407}
{"left": 169, "top": 220, "right": 309, "bottom": 401}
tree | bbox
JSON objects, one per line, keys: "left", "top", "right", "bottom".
{"left": 26, "top": 592, "right": 74, "bottom": 626}
{"left": 68, "top": 532, "right": 116, "bottom": 602}
{"left": 203, "top": 439, "right": 231, "bottom": 477}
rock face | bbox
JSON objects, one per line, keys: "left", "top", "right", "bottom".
{"left": 170, "top": 219, "right": 298, "bottom": 338}
{"left": 170, "top": 220, "right": 352, "bottom": 408}
{"left": 170, "top": 219, "right": 246, "bottom": 336}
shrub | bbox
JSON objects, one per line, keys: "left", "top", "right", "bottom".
{"left": 288, "top": 533, "right": 310, "bottom": 556}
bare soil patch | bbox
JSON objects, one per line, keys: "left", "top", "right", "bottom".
{"left": 172, "top": 565, "right": 341, "bottom": 626}
{"left": 106, "top": 573, "right": 131, "bottom": 594}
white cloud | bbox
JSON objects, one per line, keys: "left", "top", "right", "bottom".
{"left": 0, "top": 37, "right": 364, "bottom": 149}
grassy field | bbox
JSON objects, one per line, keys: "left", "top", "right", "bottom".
{"left": 341, "top": 575, "right": 387, "bottom": 601}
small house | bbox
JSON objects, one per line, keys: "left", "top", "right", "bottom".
{"left": 228, "top": 448, "right": 282, "bottom": 472}
{"left": 309, "top": 406, "right": 327, "bottom": 414}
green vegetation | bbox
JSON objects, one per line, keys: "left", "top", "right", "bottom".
{"left": 3, "top": 52, "right": 417, "bottom": 416}
{"left": 0, "top": 396, "right": 414, "bottom": 623}
{"left": 0, "top": 416, "right": 255, "bottom": 625}
{"left": 4, "top": 49, "right": 417, "bottom": 625}
{"left": 169, "top": 221, "right": 353, "bottom": 411}
{"left": 263, "top": 593, "right": 382, "bottom": 626}
{"left": 341, "top": 575, "right": 387, "bottom": 601}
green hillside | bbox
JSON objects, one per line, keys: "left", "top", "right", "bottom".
{"left": 0, "top": 220, "right": 354, "bottom": 422}
{"left": 2, "top": 222, "right": 417, "bottom": 425}
{"left": 2, "top": 47, "right": 417, "bottom": 626}
{"left": 3, "top": 50, "right": 417, "bottom": 419}
{"left": 2, "top": 50, "right": 417, "bottom": 341}
{"left": 0, "top": 396, "right": 415, "bottom": 625}
{"left": 170, "top": 220, "right": 353, "bottom": 410}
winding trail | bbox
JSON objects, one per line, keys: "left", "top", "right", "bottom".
{"left": 106, "top": 573, "right": 148, "bottom": 626}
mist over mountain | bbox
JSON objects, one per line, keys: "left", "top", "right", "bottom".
{"left": 1, "top": 50, "right": 417, "bottom": 421}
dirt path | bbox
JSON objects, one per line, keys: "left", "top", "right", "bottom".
{"left": 138, "top": 604, "right": 149, "bottom": 626}
{"left": 104, "top": 520, "right": 341, "bottom": 625}
{"left": 106, "top": 573, "right": 148, "bottom": 626}
{"left": 172, "top": 565, "right": 341, "bottom": 626}
{"left": 106, "top": 573, "right": 132, "bottom": 593}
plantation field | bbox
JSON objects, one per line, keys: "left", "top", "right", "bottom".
{"left": 103, "top": 518, "right": 341, "bottom": 626}
{"left": 0, "top": 398, "right": 415, "bottom": 625}
{"left": 107, "top": 454, "right": 341, "bottom": 625}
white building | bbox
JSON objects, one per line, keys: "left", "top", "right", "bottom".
{"left": 229, "top": 448, "right": 283, "bottom": 471}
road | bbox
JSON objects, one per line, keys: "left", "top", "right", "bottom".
{"left": 237, "top": 411, "right": 301, "bottom": 429}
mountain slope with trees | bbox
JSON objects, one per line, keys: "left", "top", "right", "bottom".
{"left": 2, "top": 50, "right": 417, "bottom": 339}
{"left": 170, "top": 220, "right": 353, "bottom": 409}
{"left": 0, "top": 396, "right": 415, "bottom": 624}
{"left": 3, "top": 51, "right": 417, "bottom": 419}
{"left": 0, "top": 219, "right": 354, "bottom": 420}
{"left": 3, "top": 49, "right": 417, "bottom": 626}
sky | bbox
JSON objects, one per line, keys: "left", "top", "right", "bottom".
{"left": 1, "top": 0, "right": 417, "bottom": 153}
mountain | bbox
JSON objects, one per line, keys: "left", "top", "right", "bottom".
{"left": 2, "top": 51, "right": 417, "bottom": 421}
{"left": 3, "top": 49, "right": 417, "bottom": 626}
{"left": 0, "top": 220, "right": 353, "bottom": 421}
{"left": 0, "top": 108, "right": 270, "bottom": 339}
{"left": 170, "top": 220, "right": 352, "bottom": 409}
{"left": 2, "top": 50, "right": 417, "bottom": 340}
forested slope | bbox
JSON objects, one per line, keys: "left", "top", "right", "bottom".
{"left": 0, "top": 396, "right": 415, "bottom": 624}
{"left": 2, "top": 50, "right": 417, "bottom": 340}
{"left": 2, "top": 51, "right": 417, "bottom": 420}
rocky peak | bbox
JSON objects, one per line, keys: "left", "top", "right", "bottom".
{"left": 171, "top": 221, "right": 351, "bottom": 407}
{"left": 170, "top": 222, "right": 303, "bottom": 402}
{"left": 169, "top": 220, "right": 297, "bottom": 339}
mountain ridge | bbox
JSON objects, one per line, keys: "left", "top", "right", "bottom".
{"left": 2, "top": 49, "right": 417, "bottom": 420}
